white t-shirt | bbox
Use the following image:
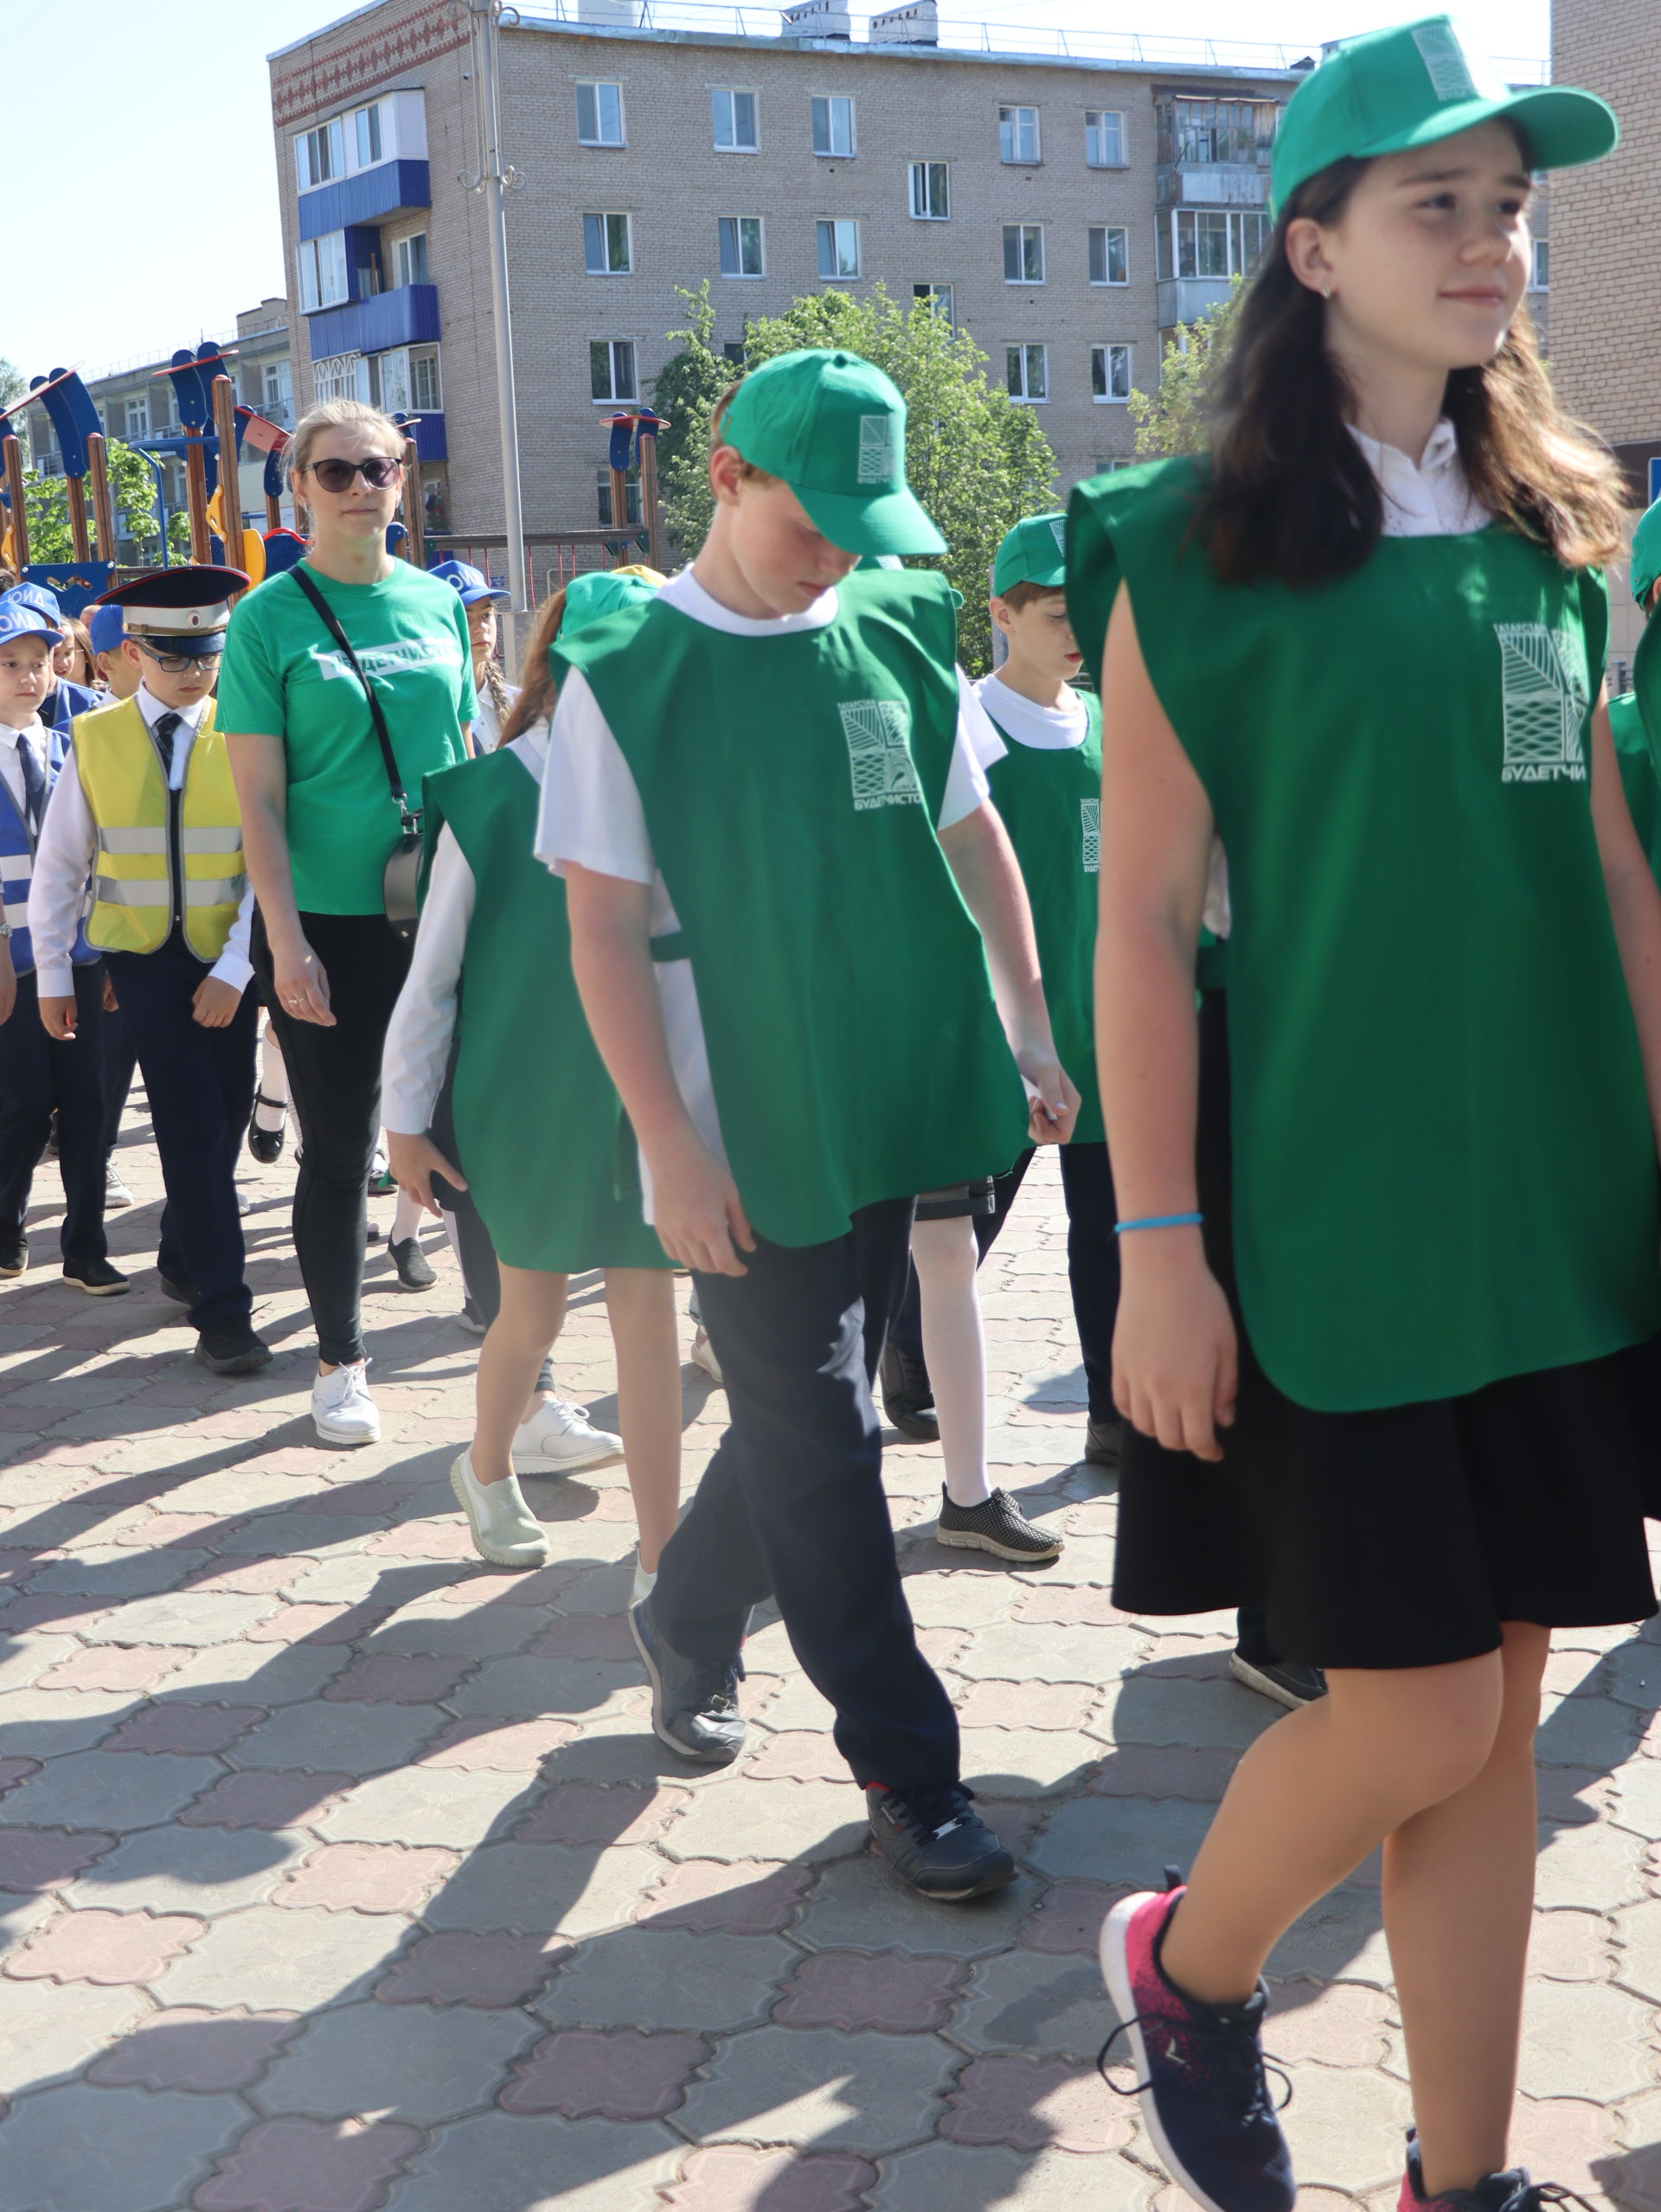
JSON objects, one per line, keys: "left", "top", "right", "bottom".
{"left": 974, "top": 671, "right": 1087, "bottom": 753}
{"left": 535, "top": 565, "right": 1004, "bottom": 1213}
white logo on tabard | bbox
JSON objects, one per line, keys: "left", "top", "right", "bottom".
{"left": 840, "top": 698, "right": 922, "bottom": 809}
{"left": 1081, "top": 798, "right": 1100, "bottom": 873}
{"left": 1495, "top": 623, "right": 1588, "bottom": 784}
{"left": 856, "top": 413, "right": 896, "bottom": 486}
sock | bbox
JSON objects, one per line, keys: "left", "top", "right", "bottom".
{"left": 254, "top": 1025, "right": 289, "bottom": 1130}
{"left": 391, "top": 1189, "right": 424, "bottom": 1246}
{"left": 912, "top": 1215, "right": 992, "bottom": 1508}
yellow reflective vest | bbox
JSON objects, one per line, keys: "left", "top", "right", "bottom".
{"left": 71, "top": 696, "right": 246, "bottom": 960}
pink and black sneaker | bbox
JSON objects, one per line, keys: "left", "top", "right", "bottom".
{"left": 1098, "top": 1869, "right": 1294, "bottom": 2212}
{"left": 1400, "top": 2128, "right": 1589, "bottom": 2212}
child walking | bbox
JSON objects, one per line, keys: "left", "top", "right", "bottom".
{"left": 1073, "top": 24, "right": 1654, "bottom": 2212}
{"left": 382, "top": 568, "right": 679, "bottom": 1588}
{"left": 542, "top": 348, "right": 1077, "bottom": 1901}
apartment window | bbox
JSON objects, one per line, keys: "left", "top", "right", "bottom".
{"left": 908, "top": 161, "right": 949, "bottom": 221}
{"left": 576, "top": 81, "right": 625, "bottom": 146}
{"left": 262, "top": 361, "right": 292, "bottom": 423}
{"left": 312, "top": 352, "right": 370, "bottom": 405}
{"left": 354, "top": 102, "right": 383, "bottom": 168}
{"left": 590, "top": 339, "right": 638, "bottom": 403}
{"left": 1088, "top": 225, "right": 1128, "bottom": 285}
{"left": 296, "top": 230, "right": 350, "bottom": 313}
{"left": 1092, "top": 343, "right": 1132, "bottom": 402}
{"left": 119, "top": 394, "right": 149, "bottom": 441}
{"left": 1530, "top": 238, "right": 1549, "bottom": 290}
{"left": 722, "top": 340, "right": 747, "bottom": 364}
{"left": 1158, "top": 208, "right": 1268, "bottom": 281}
{"left": 718, "top": 215, "right": 765, "bottom": 277}
{"left": 1085, "top": 109, "right": 1126, "bottom": 167}
{"left": 712, "top": 87, "right": 758, "bottom": 151}
{"left": 812, "top": 95, "right": 856, "bottom": 157}
{"left": 1158, "top": 97, "right": 1279, "bottom": 168}
{"left": 597, "top": 466, "right": 644, "bottom": 527}
{"left": 295, "top": 119, "right": 343, "bottom": 190}
{"left": 817, "top": 218, "right": 861, "bottom": 280}
{"left": 410, "top": 345, "right": 441, "bottom": 414}
{"left": 583, "top": 212, "right": 633, "bottom": 275}
{"left": 1003, "top": 223, "right": 1045, "bottom": 284}
{"left": 999, "top": 105, "right": 1041, "bottom": 164}
{"left": 1005, "top": 343, "right": 1049, "bottom": 401}
{"left": 394, "top": 233, "right": 428, "bottom": 289}
{"left": 914, "top": 281, "right": 955, "bottom": 324}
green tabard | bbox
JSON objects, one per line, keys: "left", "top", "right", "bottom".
{"left": 980, "top": 692, "right": 1105, "bottom": 1144}
{"left": 1610, "top": 689, "right": 1661, "bottom": 887}
{"left": 1067, "top": 456, "right": 1661, "bottom": 1414}
{"left": 553, "top": 569, "right": 1031, "bottom": 1248}
{"left": 420, "top": 747, "right": 671, "bottom": 1275}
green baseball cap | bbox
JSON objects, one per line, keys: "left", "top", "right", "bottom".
{"left": 561, "top": 567, "right": 662, "bottom": 638}
{"left": 1270, "top": 16, "right": 1618, "bottom": 218}
{"left": 1632, "top": 500, "right": 1661, "bottom": 612}
{"left": 991, "top": 512, "right": 1068, "bottom": 596}
{"left": 721, "top": 349, "right": 946, "bottom": 557}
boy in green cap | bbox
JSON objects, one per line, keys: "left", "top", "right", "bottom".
{"left": 1608, "top": 496, "right": 1661, "bottom": 879}
{"left": 539, "top": 347, "right": 1076, "bottom": 1902}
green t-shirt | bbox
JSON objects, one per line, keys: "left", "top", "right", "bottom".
{"left": 216, "top": 560, "right": 476, "bottom": 914}
{"left": 1610, "top": 689, "right": 1661, "bottom": 886}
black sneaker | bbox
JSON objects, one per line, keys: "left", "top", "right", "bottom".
{"left": 879, "top": 1341, "right": 939, "bottom": 1440}
{"left": 388, "top": 1236, "right": 435, "bottom": 1291}
{"left": 629, "top": 1594, "right": 747, "bottom": 1766}
{"left": 1398, "top": 2129, "right": 1554, "bottom": 2212}
{"left": 1085, "top": 1416, "right": 1124, "bottom": 1468}
{"left": 865, "top": 1781, "right": 1016, "bottom": 1901}
{"left": 1229, "top": 1651, "right": 1328, "bottom": 1710}
{"left": 158, "top": 1274, "right": 202, "bottom": 1307}
{"left": 247, "top": 1094, "right": 286, "bottom": 1164}
{"left": 63, "top": 1256, "right": 131, "bottom": 1298}
{"left": 0, "top": 1235, "right": 26, "bottom": 1277}
{"left": 195, "top": 1319, "right": 273, "bottom": 1375}
{"left": 936, "top": 1484, "right": 1061, "bottom": 1562}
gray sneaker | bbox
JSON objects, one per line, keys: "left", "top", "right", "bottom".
{"left": 629, "top": 1595, "right": 747, "bottom": 1766}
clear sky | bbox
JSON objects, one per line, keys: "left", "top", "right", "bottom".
{"left": 6, "top": 0, "right": 1549, "bottom": 386}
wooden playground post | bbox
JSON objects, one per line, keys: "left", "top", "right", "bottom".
{"left": 639, "top": 420, "right": 664, "bottom": 573}
{"left": 210, "top": 376, "right": 240, "bottom": 564}
{"left": 65, "top": 461, "right": 92, "bottom": 562}
{"left": 183, "top": 428, "right": 211, "bottom": 563}
{"left": 2, "top": 436, "right": 30, "bottom": 571}
{"left": 401, "top": 437, "right": 424, "bottom": 567}
{"left": 85, "top": 431, "right": 116, "bottom": 565}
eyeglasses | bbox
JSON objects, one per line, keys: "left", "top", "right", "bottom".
{"left": 304, "top": 455, "right": 403, "bottom": 493}
{"left": 134, "top": 638, "right": 222, "bottom": 675}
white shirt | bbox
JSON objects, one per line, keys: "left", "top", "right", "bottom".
{"left": 29, "top": 683, "right": 254, "bottom": 998}
{"left": 0, "top": 717, "right": 48, "bottom": 826}
{"left": 974, "top": 671, "right": 1087, "bottom": 753}
{"left": 471, "top": 683, "right": 518, "bottom": 754}
{"left": 534, "top": 566, "right": 1006, "bottom": 1214}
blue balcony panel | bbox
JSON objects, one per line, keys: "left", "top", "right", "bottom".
{"left": 306, "top": 285, "right": 440, "bottom": 356}
{"left": 298, "top": 160, "right": 431, "bottom": 240}
{"left": 411, "top": 414, "right": 446, "bottom": 463}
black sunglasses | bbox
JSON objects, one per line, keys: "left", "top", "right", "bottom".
{"left": 305, "top": 454, "right": 403, "bottom": 492}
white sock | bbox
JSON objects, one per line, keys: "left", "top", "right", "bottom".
{"left": 391, "top": 1189, "right": 424, "bottom": 1246}
{"left": 912, "top": 1215, "right": 991, "bottom": 1509}
{"left": 253, "top": 1026, "right": 288, "bottom": 1132}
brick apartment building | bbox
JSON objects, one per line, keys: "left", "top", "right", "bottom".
{"left": 266, "top": 0, "right": 1321, "bottom": 553}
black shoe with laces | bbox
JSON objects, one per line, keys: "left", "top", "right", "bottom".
{"left": 1228, "top": 1650, "right": 1328, "bottom": 1710}
{"left": 195, "top": 1318, "right": 273, "bottom": 1375}
{"left": 879, "top": 1341, "right": 939, "bottom": 1441}
{"left": 1398, "top": 2129, "right": 1592, "bottom": 2212}
{"left": 864, "top": 1781, "right": 1016, "bottom": 1901}
{"left": 936, "top": 1484, "right": 1061, "bottom": 1562}
{"left": 158, "top": 1274, "right": 202, "bottom": 1308}
{"left": 388, "top": 1236, "right": 435, "bottom": 1291}
{"left": 0, "top": 1234, "right": 26, "bottom": 1277}
{"left": 629, "top": 1593, "right": 747, "bottom": 1765}
{"left": 63, "top": 1256, "right": 131, "bottom": 1297}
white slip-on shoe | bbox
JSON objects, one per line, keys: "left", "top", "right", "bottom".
{"left": 450, "top": 1449, "right": 550, "bottom": 1569}
{"left": 311, "top": 1359, "right": 382, "bottom": 1446}
{"left": 689, "top": 1326, "right": 723, "bottom": 1386}
{"left": 632, "top": 1562, "right": 657, "bottom": 1605}
{"left": 511, "top": 1398, "right": 623, "bottom": 1475}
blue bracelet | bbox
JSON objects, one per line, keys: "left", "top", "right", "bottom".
{"left": 1113, "top": 1212, "right": 1204, "bottom": 1235}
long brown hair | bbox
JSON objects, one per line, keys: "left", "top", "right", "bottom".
{"left": 1198, "top": 155, "right": 1626, "bottom": 589}
{"left": 497, "top": 587, "right": 568, "bottom": 749}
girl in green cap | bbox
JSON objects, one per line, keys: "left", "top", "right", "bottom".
{"left": 1068, "top": 19, "right": 1650, "bottom": 2212}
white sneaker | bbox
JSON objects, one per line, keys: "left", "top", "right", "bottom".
{"left": 632, "top": 1562, "right": 657, "bottom": 1605}
{"left": 511, "top": 1398, "right": 623, "bottom": 1474}
{"left": 450, "top": 1449, "right": 549, "bottom": 1569}
{"left": 105, "top": 1160, "right": 133, "bottom": 1209}
{"left": 311, "top": 1359, "right": 382, "bottom": 1446}
{"left": 690, "top": 1326, "right": 723, "bottom": 1387}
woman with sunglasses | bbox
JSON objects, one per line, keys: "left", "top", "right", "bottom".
{"left": 219, "top": 399, "right": 475, "bottom": 1446}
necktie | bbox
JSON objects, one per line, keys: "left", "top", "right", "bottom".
{"left": 16, "top": 735, "right": 45, "bottom": 837}
{"left": 153, "top": 711, "right": 183, "bottom": 788}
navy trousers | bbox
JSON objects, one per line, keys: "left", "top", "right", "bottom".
{"left": 101, "top": 1000, "right": 138, "bottom": 1157}
{"left": 660, "top": 1196, "right": 959, "bottom": 1791}
{"left": 104, "top": 935, "right": 256, "bottom": 1330}
{"left": 0, "top": 965, "right": 108, "bottom": 1261}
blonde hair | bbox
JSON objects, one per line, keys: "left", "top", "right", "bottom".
{"left": 289, "top": 397, "right": 404, "bottom": 478}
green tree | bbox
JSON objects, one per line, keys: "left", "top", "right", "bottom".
{"left": 1127, "top": 280, "right": 1245, "bottom": 459}
{"left": 651, "top": 282, "right": 1056, "bottom": 675}
{"left": 647, "top": 281, "right": 732, "bottom": 513}
{"left": 20, "top": 438, "right": 179, "bottom": 564}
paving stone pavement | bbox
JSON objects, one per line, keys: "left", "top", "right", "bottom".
{"left": 3, "top": 1116, "right": 1661, "bottom": 2210}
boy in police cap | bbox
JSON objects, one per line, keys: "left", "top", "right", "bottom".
{"left": 29, "top": 566, "right": 269, "bottom": 1375}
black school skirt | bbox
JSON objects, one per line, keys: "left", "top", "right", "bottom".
{"left": 1111, "top": 993, "right": 1661, "bottom": 1670}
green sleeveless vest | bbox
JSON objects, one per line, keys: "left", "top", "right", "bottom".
{"left": 553, "top": 570, "right": 1030, "bottom": 1247}
{"left": 981, "top": 691, "right": 1105, "bottom": 1144}
{"left": 1067, "top": 456, "right": 1661, "bottom": 1413}
{"left": 1610, "top": 689, "right": 1661, "bottom": 887}
{"left": 421, "top": 746, "right": 670, "bottom": 1275}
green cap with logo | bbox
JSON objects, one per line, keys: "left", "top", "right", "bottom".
{"left": 721, "top": 349, "right": 946, "bottom": 557}
{"left": 1270, "top": 15, "right": 1618, "bottom": 218}
{"left": 561, "top": 566, "right": 664, "bottom": 638}
{"left": 992, "top": 512, "right": 1068, "bottom": 596}
{"left": 1631, "top": 499, "right": 1661, "bottom": 613}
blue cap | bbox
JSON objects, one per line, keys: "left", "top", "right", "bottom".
{"left": 430, "top": 558, "right": 510, "bottom": 607}
{"left": 87, "top": 605, "right": 125, "bottom": 656}
{"left": 561, "top": 569, "right": 662, "bottom": 638}
{"left": 2, "top": 582, "right": 63, "bottom": 628}
{"left": 0, "top": 602, "right": 63, "bottom": 650}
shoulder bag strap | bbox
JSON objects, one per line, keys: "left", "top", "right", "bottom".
{"left": 288, "top": 566, "right": 417, "bottom": 828}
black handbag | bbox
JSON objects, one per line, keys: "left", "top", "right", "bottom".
{"left": 288, "top": 567, "right": 422, "bottom": 938}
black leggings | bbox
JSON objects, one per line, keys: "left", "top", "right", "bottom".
{"left": 252, "top": 907, "right": 411, "bottom": 1367}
